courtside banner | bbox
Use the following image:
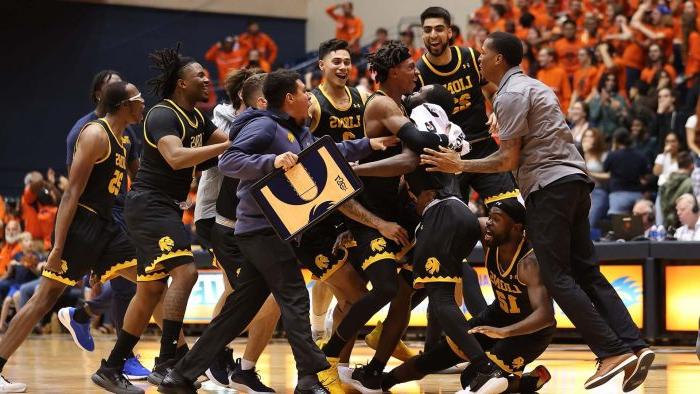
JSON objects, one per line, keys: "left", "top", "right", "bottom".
{"left": 250, "top": 135, "right": 363, "bottom": 240}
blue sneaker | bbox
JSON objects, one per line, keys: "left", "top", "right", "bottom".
{"left": 57, "top": 307, "right": 94, "bottom": 352}
{"left": 123, "top": 355, "right": 150, "bottom": 381}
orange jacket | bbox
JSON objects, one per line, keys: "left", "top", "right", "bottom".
{"left": 640, "top": 63, "right": 677, "bottom": 85}
{"left": 239, "top": 32, "right": 278, "bottom": 65}
{"left": 554, "top": 37, "right": 583, "bottom": 75}
{"left": 573, "top": 65, "right": 598, "bottom": 98}
{"left": 0, "top": 243, "right": 21, "bottom": 276}
{"left": 537, "top": 65, "right": 572, "bottom": 111}
{"left": 326, "top": 5, "right": 363, "bottom": 48}
{"left": 686, "top": 31, "right": 700, "bottom": 78}
{"left": 205, "top": 44, "right": 248, "bottom": 83}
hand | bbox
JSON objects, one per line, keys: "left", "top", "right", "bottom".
{"left": 45, "top": 248, "right": 63, "bottom": 274}
{"left": 376, "top": 221, "right": 410, "bottom": 247}
{"left": 90, "top": 274, "right": 103, "bottom": 296}
{"left": 468, "top": 325, "right": 509, "bottom": 339}
{"left": 274, "top": 152, "right": 298, "bottom": 171}
{"left": 46, "top": 168, "right": 56, "bottom": 184}
{"left": 332, "top": 230, "right": 355, "bottom": 255}
{"left": 420, "top": 146, "right": 464, "bottom": 174}
{"left": 486, "top": 113, "right": 499, "bottom": 137}
{"left": 369, "top": 136, "right": 399, "bottom": 151}
{"left": 610, "top": 99, "right": 621, "bottom": 110}
{"left": 444, "top": 123, "right": 471, "bottom": 156}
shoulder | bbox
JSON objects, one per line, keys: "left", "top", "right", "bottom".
{"left": 78, "top": 122, "right": 110, "bottom": 146}
{"left": 495, "top": 90, "right": 528, "bottom": 109}
{"left": 516, "top": 250, "right": 539, "bottom": 283}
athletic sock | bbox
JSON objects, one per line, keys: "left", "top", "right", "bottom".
{"left": 72, "top": 306, "right": 91, "bottom": 324}
{"left": 367, "top": 357, "right": 386, "bottom": 373}
{"left": 175, "top": 343, "right": 190, "bottom": 360}
{"left": 241, "top": 358, "right": 255, "bottom": 371}
{"left": 106, "top": 331, "right": 140, "bottom": 369}
{"left": 311, "top": 312, "right": 326, "bottom": 333}
{"left": 159, "top": 319, "right": 183, "bottom": 360}
{"left": 321, "top": 333, "right": 346, "bottom": 358}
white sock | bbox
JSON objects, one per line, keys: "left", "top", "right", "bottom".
{"left": 311, "top": 312, "right": 326, "bottom": 332}
{"left": 241, "top": 358, "right": 256, "bottom": 371}
{"left": 338, "top": 363, "right": 349, "bottom": 368}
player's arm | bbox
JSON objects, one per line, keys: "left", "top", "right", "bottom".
{"left": 158, "top": 136, "right": 229, "bottom": 170}
{"left": 338, "top": 199, "right": 410, "bottom": 246}
{"left": 308, "top": 94, "right": 322, "bottom": 133}
{"left": 46, "top": 126, "right": 107, "bottom": 271}
{"left": 478, "top": 217, "right": 488, "bottom": 244}
{"left": 351, "top": 144, "right": 419, "bottom": 177}
{"left": 481, "top": 82, "right": 498, "bottom": 104}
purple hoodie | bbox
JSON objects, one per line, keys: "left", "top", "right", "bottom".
{"left": 219, "top": 108, "right": 372, "bottom": 235}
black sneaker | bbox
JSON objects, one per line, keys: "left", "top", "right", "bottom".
{"left": 157, "top": 369, "right": 197, "bottom": 394}
{"left": 205, "top": 348, "right": 232, "bottom": 388}
{"left": 230, "top": 361, "right": 275, "bottom": 393}
{"left": 91, "top": 359, "right": 145, "bottom": 394}
{"left": 294, "top": 382, "right": 330, "bottom": 394}
{"left": 467, "top": 365, "right": 508, "bottom": 394}
{"left": 147, "top": 357, "right": 176, "bottom": 386}
{"left": 349, "top": 365, "right": 383, "bottom": 393}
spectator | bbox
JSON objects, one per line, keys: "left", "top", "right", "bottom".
{"left": 581, "top": 128, "right": 609, "bottom": 230}
{"left": 0, "top": 221, "right": 22, "bottom": 276}
{"left": 630, "top": 115, "right": 658, "bottom": 164}
{"left": 652, "top": 87, "right": 686, "bottom": 150}
{"left": 554, "top": 19, "right": 583, "bottom": 76}
{"left": 660, "top": 151, "right": 695, "bottom": 227}
{"left": 369, "top": 27, "right": 388, "bottom": 54}
{"left": 0, "top": 233, "right": 40, "bottom": 332}
{"left": 239, "top": 21, "right": 279, "bottom": 66}
{"left": 685, "top": 112, "right": 700, "bottom": 196}
{"left": 20, "top": 173, "right": 57, "bottom": 250}
{"left": 592, "top": 42, "right": 625, "bottom": 94}
{"left": 640, "top": 43, "right": 677, "bottom": 85}
{"left": 632, "top": 199, "right": 655, "bottom": 238}
{"left": 326, "top": 2, "right": 363, "bottom": 54}
{"left": 573, "top": 47, "right": 598, "bottom": 103}
{"left": 604, "top": 128, "right": 651, "bottom": 214}
{"left": 568, "top": 100, "right": 591, "bottom": 142}
{"left": 654, "top": 132, "right": 681, "bottom": 194}
{"left": 674, "top": 193, "right": 700, "bottom": 240}
{"left": 588, "top": 72, "right": 628, "bottom": 138}
{"left": 681, "top": 4, "right": 700, "bottom": 82}
{"left": 204, "top": 36, "right": 248, "bottom": 85}
{"left": 246, "top": 48, "right": 271, "bottom": 72}
{"left": 400, "top": 29, "right": 422, "bottom": 62}
{"left": 450, "top": 24, "right": 465, "bottom": 46}
{"left": 536, "top": 47, "right": 572, "bottom": 111}
{"left": 580, "top": 13, "right": 602, "bottom": 47}
{"left": 629, "top": 2, "right": 674, "bottom": 89}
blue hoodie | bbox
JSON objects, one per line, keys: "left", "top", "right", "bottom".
{"left": 219, "top": 108, "right": 372, "bottom": 235}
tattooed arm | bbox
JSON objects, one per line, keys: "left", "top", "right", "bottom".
{"left": 338, "top": 199, "right": 410, "bottom": 246}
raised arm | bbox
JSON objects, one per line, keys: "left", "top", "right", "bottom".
{"left": 352, "top": 144, "right": 419, "bottom": 177}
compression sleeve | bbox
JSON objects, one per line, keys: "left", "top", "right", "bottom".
{"left": 396, "top": 121, "right": 448, "bottom": 153}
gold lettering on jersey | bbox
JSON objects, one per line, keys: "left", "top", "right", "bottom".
{"left": 108, "top": 153, "right": 127, "bottom": 196}
{"left": 190, "top": 133, "right": 203, "bottom": 148}
{"left": 115, "top": 153, "right": 127, "bottom": 170}
{"left": 488, "top": 272, "right": 523, "bottom": 294}
{"left": 443, "top": 76, "right": 473, "bottom": 114}
{"left": 329, "top": 115, "right": 362, "bottom": 129}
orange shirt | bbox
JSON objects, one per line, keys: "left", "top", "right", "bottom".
{"left": 621, "top": 30, "right": 646, "bottom": 70}
{"left": 472, "top": 5, "right": 491, "bottom": 27}
{"left": 554, "top": 37, "right": 583, "bottom": 75}
{"left": 409, "top": 46, "right": 423, "bottom": 62}
{"left": 573, "top": 65, "right": 598, "bottom": 98}
{"left": 0, "top": 243, "right": 21, "bottom": 276}
{"left": 537, "top": 65, "right": 572, "bottom": 111}
{"left": 453, "top": 35, "right": 465, "bottom": 47}
{"left": 326, "top": 6, "right": 363, "bottom": 48}
{"left": 593, "top": 58, "right": 627, "bottom": 97}
{"left": 686, "top": 31, "right": 700, "bottom": 78}
{"left": 640, "top": 63, "right": 677, "bottom": 84}
{"left": 21, "top": 187, "right": 40, "bottom": 241}
{"left": 204, "top": 44, "right": 248, "bottom": 83}
{"left": 239, "top": 32, "right": 278, "bottom": 65}
{"left": 648, "top": 24, "right": 675, "bottom": 59}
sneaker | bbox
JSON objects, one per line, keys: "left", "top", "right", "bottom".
{"left": 0, "top": 375, "right": 26, "bottom": 393}
{"left": 204, "top": 349, "right": 232, "bottom": 388}
{"left": 622, "top": 348, "right": 655, "bottom": 392}
{"left": 337, "top": 365, "right": 353, "bottom": 383}
{"left": 294, "top": 383, "right": 330, "bottom": 394}
{"left": 348, "top": 365, "right": 383, "bottom": 393}
{"left": 436, "top": 362, "right": 469, "bottom": 374}
{"left": 317, "top": 357, "right": 344, "bottom": 394}
{"left": 92, "top": 359, "right": 145, "bottom": 394}
{"left": 147, "top": 357, "right": 176, "bottom": 386}
{"left": 157, "top": 369, "right": 197, "bottom": 394}
{"left": 230, "top": 364, "right": 275, "bottom": 393}
{"left": 465, "top": 366, "right": 508, "bottom": 394}
{"left": 57, "top": 307, "right": 94, "bottom": 352}
{"left": 584, "top": 352, "right": 637, "bottom": 390}
{"left": 364, "top": 321, "right": 416, "bottom": 362}
{"left": 123, "top": 355, "right": 150, "bottom": 381}
{"left": 312, "top": 330, "right": 327, "bottom": 342}
{"left": 530, "top": 365, "right": 551, "bottom": 391}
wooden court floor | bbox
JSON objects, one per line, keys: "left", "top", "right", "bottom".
{"left": 2, "top": 335, "right": 698, "bottom": 393}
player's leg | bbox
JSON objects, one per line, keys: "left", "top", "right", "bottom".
{"left": 382, "top": 340, "right": 463, "bottom": 390}
{"left": 311, "top": 281, "right": 334, "bottom": 341}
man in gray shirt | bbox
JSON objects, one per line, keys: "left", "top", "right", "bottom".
{"left": 420, "top": 32, "right": 653, "bottom": 393}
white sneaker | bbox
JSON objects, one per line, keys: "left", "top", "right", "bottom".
{"left": 0, "top": 375, "right": 26, "bottom": 393}
{"left": 337, "top": 365, "right": 353, "bottom": 383}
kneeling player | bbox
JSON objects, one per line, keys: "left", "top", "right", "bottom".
{"left": 382, "top": 199, "right": 555, "bottom": 394}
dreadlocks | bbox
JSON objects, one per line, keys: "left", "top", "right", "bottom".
{"left": 366, "top": 40, "right": 411, "bottom": 83}
{"left": 147, "top": 43, "right": 196, "bottom": 99}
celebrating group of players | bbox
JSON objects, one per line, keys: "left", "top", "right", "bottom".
{"left": 0, "top": 5, "right": 655, "bottom": 394}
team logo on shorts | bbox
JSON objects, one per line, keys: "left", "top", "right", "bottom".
{"left": 512, "top": 356, "right": 525, "bottom": 370}
{"left": 158, "top": 236, "right": 175, "bottom": 252}
{"left": 60, "top": 260, "right": 68, "bottom": 274}
{"left": 425, "top": 257, "right": 440, "bottom": 275}
{"left": 315, "top": 254, "right": 330, "bottom": 270}
{"left": 370, "top": 238, "right": 387, "bottom": 252}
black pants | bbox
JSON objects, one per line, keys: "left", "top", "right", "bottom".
{"left": 175, "top": 228, "right": 328, "bottom": 380}
{"left": 525, "top": 179, "right": 646, "bottom": 358}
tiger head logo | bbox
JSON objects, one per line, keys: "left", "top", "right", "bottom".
{"left": 60, "top": 260, "right": 68, "bottom": 274}
{"left": 158, "top": 236, "right": 175, "bottom": 252}
{"left": 512, "top": 356, "right": 525, "bottom": 370}
{"left": 425, "top": 257, "right": 440, "bottom": 275}
{"left": 315, "top": 254, "right": 330, "bottom": 270}
{"left": 370, "top": 238, "right": 387, "bottom": 252}
{"left": 287, "top": 132, "right": 296, "bottom": 143}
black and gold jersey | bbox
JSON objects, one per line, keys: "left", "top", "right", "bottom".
{"left": 76, "top": 118, "right": 127, "bottom": 219}
{"left": 416, "top": 46, "right": 489, "bottom": 141}
{"left": 310, "top": 84, "right": 365, "bottom": 142}
{"left": 484, "top": 237, "right": 535, "bottom": 325}
{"left": 354, "top": 90, "right": 404, "bottom": 221}
{"left": 134, "top": 99, "right": 217, "bottom": 202}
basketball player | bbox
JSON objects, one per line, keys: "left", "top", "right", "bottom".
{"left": 196, "top": 69, "right": 279, "bottom": 392}
{"left": 0, "top": 81, "right": 145, "bottom": 393}
{"left": 92, "top": 45, "right": 231, "bottom": 393}
{"left": 382, "top": 199, "right": 555, "bottom": 394}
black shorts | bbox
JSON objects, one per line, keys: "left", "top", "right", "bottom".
{"left": 459, "top": 138, "right": 520, "bottom": 206}
{"left": 125, "top": 189, "right": 193, "bottom": 282}
{"left": 210, "top": 221, "right": 245, "bottom": 288}
{"left": 412, "top": 198, "right": 480, "bottom": 288}
{"left": 293, "top": 216, "right": 350, "bottom": 281}
{"left": 43, "top": 206, "right": 137, "bottom": 286}
{"left": 446, "top": 308, "right": 555, "bottom": 375}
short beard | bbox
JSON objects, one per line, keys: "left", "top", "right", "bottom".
{"left": 428, "top": 42, "right": 449, "bottom": 57}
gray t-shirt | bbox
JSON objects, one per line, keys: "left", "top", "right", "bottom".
{"left": 494, "top": 67, "right": 588, "bottom": 199}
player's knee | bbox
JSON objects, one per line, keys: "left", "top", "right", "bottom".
{"left": 170, "top": 263, "right": 198, "bottom": 288}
